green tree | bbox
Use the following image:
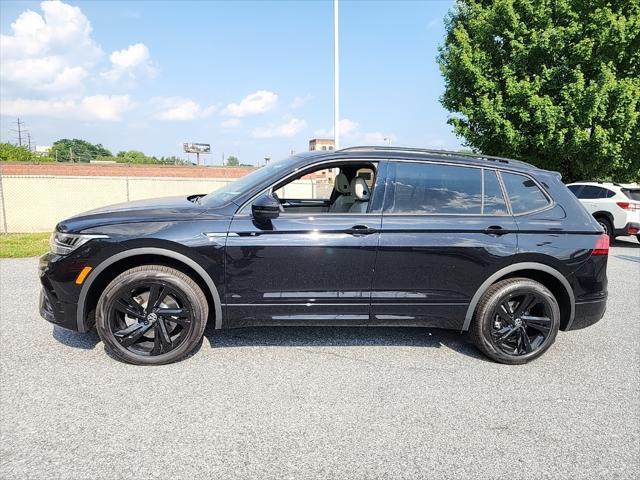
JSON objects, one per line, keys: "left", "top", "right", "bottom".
{"left": 438, "top": 0, "right": 640, "bottom": 182}
{"left": 50, "top": 139, "right": 113, "bottom": 162}
{"left": 226, "top": 155, "right": 240, "bottom": 166}
{"left": 0, "top": 143, "right": 32, "bottom": 162}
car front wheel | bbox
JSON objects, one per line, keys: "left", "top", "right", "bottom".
{"left": 469, "top": 278, "right": 560, "bottom": 365}
{"left": 95, "top": 265, "right": 208, "bottom": 365}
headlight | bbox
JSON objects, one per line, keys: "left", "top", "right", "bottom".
{"left": 49, "top": 232, "right": 108, "bottom": 255}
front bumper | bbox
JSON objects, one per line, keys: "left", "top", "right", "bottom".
{"left": 38, "top": 252, "right": 83, "bottom": 331}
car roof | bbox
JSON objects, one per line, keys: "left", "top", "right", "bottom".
{"left": 293, "top": 146, "right": 543, "bottom": 173}
{"left": 567, "top": 182, "right": 639, "bottom": 189}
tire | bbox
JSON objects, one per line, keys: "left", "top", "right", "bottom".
{"left": 469, "top": 278, "right": 560, "bottom": 365}
{"left": 95, "top": 265, "right": 208, "bottom": 365}
{"left": 636, "top": 234, "right": 640, "bottom": 244}
{"left": 595, "top": 216, "right": 613, "bottom": 239}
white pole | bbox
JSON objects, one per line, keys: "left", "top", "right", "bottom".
{"left": 333, "top": 0, "right": 340, "bottom": 150}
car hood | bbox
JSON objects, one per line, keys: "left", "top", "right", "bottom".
{"left": 56, "top": 195, "right": 229, "bottom": 233}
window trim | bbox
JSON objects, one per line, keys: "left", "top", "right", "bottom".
{"left": 382, "top": 159, "right": 514, "bottom": 217}
{"left": 235, "top": 158, "right": 383, "bottom": 217}
{"left": 497, "top": 170, "right": 554, "bottom": 216}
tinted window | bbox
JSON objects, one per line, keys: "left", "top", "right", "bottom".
{"left": 388, "top": 163, "right": 482, "bottom": 214}
{"left": 483, "top": 170, "right": 508, "bottom": 215}
{"left": 578, "top": 186, "right": 606, "bottom": 199}
{"left": 501, "top": 172, "right": 550, "bottom": 214}
{"left": 622, "top": 189, "right": 640, "bottom": 201}
{"left": 567, "top": 185, "right": 583, "bottom": 196}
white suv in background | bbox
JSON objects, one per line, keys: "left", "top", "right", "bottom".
{"left": 567, "top": 182, "right": 640, "bottom": 241}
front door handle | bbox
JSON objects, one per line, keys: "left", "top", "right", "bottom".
{"left": 345, "top": 224, "right": 377, "bottom": 235}
{"left": 483, "top": 225, "right": 508, "bottom": 236}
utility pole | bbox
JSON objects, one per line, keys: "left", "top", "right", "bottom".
{"left": 10, "top": 118, "right": 26, "bottom": 147}
{"left": 333, "top": 0, "right": 340, "bottom": 149}
{"left": 27, "top": 133, "right": 32, "bottom": 152}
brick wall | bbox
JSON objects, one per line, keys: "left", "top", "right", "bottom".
{"left": 0, "top": 162, "right": 255, "bottom": 178}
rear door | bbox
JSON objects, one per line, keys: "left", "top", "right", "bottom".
{"left": 370, "top": 161, "right": 518, "bottom": 329}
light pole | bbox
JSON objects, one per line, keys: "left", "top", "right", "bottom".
{"left": 333, "top": 0, "right": 340, "bottom": 150}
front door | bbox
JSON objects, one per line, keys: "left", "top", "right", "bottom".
{"left": 224, "top": 161, "right": 385, "bottom": 327}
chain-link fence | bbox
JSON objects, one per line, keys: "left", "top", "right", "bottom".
{"left": 0, "top": 164, "right": 324, "bottom": 233}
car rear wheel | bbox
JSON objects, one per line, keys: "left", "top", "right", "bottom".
{"left": 96, "top": 265, "right": 208, "bottom": 365}
{"left": 596, "top": 216, "right": 613, "bottom": 238}
{"left": 469, "top": 278, "right": 560, "bottom": 365}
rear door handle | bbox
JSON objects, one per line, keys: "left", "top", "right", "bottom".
{"left": 345, "top": 224, "right": 377, "bottom": 235}
{"left": 483, "top": 225, "right": 508, "bottom": 236}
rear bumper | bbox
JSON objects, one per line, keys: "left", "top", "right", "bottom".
{"left": 614, "top": 221, "right": 640, "bottom": 237}
{"left": 567, "top": 296, "right": 607, "bottom": 331}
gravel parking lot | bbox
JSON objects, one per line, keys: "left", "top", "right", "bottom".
{"left": 1, "top": 238, "right": 639, "bottom": 480}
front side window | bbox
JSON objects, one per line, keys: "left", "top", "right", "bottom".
{"left": 387, "top": 162, "right": 483, "bottom": 214}
{"left": 501, "top": 172, "right": 550, "bottom": 214}
{"left": 274, "top": 167, "right": 337, "bottom": 200}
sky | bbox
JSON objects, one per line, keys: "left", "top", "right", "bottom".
{"left": 0, "top": 0, "right": 461, "bottom": 165}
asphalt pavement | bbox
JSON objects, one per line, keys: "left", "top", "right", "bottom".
{"left": 1, "top": 238, "right": 639, "bottom": 479}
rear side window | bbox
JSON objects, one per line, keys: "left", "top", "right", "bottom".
{"left": 501, "top": 172, "right": 550, "bottom": 214}
{"left": 622, "top": 188, "right": 640, "bottom": 201}
{"left": 567, "top": 185, "right": 583, "bottom": 196}
{"left": 483, "top": 170, "right": 508, "bottom": 215}
{"left": 388, "top": 162, "right": 482, "bottom": 214}
{"left": 578, "top": 186, "right": 607, "bottom": 199}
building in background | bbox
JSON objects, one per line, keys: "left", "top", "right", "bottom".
{"left": 34, "top": 145, "right": 51, "bottom": 156}
{"left": 308, "top": 138, "right": 335, "bottom": 151}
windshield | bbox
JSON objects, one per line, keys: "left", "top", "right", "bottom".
{"left": 201, "top": 157, "right": 296, "bottom": 206}
{"left": 622, "top": 188, "right": 640, "bottom": 201}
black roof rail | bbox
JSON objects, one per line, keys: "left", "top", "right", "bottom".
{"left": 336, "top": 145, "right": 536, "bottom": 168}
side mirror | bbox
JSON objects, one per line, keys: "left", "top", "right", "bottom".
{"left": 252, "top": 192, "right": 281, "bottom": 222}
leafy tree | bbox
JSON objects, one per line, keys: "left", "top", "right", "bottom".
{"left": 438, "top": 0, "right": 640, "bottom": 182}
{"left": 226, "top": 155, "right": 240, "bottom": 166}
{"left": 50, "top": 139, "right": 113, "bottom": 162}
{"left": 0, "top": 143, "right": 32, "bottom": 162}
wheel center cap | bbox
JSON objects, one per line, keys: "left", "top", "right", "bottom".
{"left": 514, "top": 317, "right": 522, "bottom": 327}
{"left": 146, "top": 313, "right": 158, "bottom": 323}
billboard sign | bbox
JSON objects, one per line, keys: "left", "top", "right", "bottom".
{"left": 183, "top": 143, "right": 211, "bottom": 154}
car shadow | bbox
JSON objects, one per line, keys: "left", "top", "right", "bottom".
{"left": 52, "top": 325, "right": 100, "bottom": 349}
{"left": 612, "top": 238, "right": 639, "bottom": 249}
{"left": 51, "top": 323, "right": 486, "bottom": 361}
{"left": 203, "top": 324, "right": 487, "bottom": 361}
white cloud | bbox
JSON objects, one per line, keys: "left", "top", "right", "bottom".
{"left": 102, "top": 42, "right": 157, "bottom": 82}
{"left": 314, "top": 118, "right": 395, "bottom": 145}
{"left": 222, "top": 90, "right": 278, "bottom": 117}
{"left": 1, "top": 95, "right": 133, "bottom": 121}
{"left": 252, "top": 118, "right": 307, "bottom": 138}
{"left": 314, "top": 118, "right": 360, "bottom": 137}
{"left": 221, "top": 118, "right": 241, "bottom": 128}
{"left": 0, "top": 0, "right": 102, "bottom": 94}
{"left": 290, "top": 95, "right": 313, "bottom": 109}
{"left": 152, "top": 97, "right": 217, "bottom": 121}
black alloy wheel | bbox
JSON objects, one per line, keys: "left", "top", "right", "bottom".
{"left": 110, "top": 282, "right": 193, "bottom": 356}
{"left": 96, "top": 265, "right": 208, "bottom": 365}
{"left": 470, "top": 278, "right": 560, "bottom": 364}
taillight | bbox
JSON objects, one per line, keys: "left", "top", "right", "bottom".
{"left": 592, "top": 233, "right": 609, "bottom": 256}
{"left": 617, "top": 201, "right": 640, "bottom": 211}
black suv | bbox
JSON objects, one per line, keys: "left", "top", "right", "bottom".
{"left": 39, "top": 146, "right": 609, "bottom": 365}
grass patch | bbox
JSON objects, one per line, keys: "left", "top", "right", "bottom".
{"left": 0, "top": 233, "right": 50, "bottom": 258}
